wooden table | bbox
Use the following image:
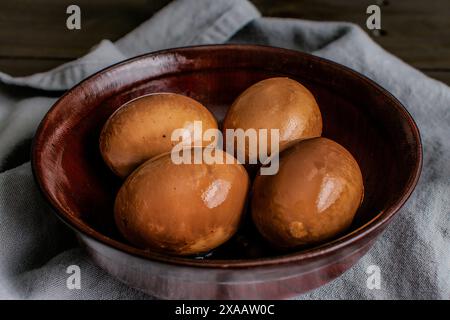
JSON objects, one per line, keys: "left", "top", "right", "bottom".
{"left": 1, "top": 0, "right": 449, "bottom": 85}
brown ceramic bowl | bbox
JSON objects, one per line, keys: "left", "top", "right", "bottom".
{"left": 32, "top": 45, "right": 422, "bottom": 299}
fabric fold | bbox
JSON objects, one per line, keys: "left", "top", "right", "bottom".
{"left": 0, "top": 0, "right": 261, "bottom": 92}
{"left": 0, "top": 0, "right": 448, "bottom": 299}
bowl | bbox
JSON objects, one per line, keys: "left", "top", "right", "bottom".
{"left": 32, "top": 44, "right": 422, "bottom": 299}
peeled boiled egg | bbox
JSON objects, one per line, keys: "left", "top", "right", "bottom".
{"left": 100, "top": 93, "right": 217, "bottom": 178}
{"left": 114, "top": 148, "right": 249, "bottom": 256}
{"left": 251, "top": 137, "right": 364, "bottom": 248}
{"left": 223, "top": 77, "right": 322, "bottom": 162}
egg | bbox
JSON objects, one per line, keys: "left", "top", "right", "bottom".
{"left": 100, "top": 93, "right": 217, "bottom": 178}
{"left": 222, "top": 77, "right": 322, "bottom": 162}
{"left": 251, "top": 137, "right": 364, "bottom": 249}
{"left": 114, "top": 148, "right": 249, "bottom": 256}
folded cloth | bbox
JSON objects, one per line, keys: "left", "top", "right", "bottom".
{"left": 0, "top": 0, "right": 448, "bottom": 299}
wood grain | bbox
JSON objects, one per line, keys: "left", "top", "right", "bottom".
{"left": 0, "top": 58, "right": 69, "bottom": 76}
{"left": 0, "top": 0, "right": 449, "bottom": 84}
{"left": 253, "top": 0, "right": 450, "bottom": 67}
{"left": 0, "top": 0, "right": 171, "bottom": 59}
{"left": 422, "top": 70, "right": 450, "bottom": 85}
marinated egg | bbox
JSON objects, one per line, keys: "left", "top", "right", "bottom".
{"left": 114, "top": 148, "right": 249, "bottom": 255}
{"left": 100, "top": 93, "right": 217, "bottom": 178}
{"left": 251, "top": 137, "right": 364, "bottom": 248}
{"left": 223, "top": 77, "right": 322, "bottom": 162}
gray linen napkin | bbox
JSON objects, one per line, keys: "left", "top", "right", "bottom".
{"left": 0, "top": 0, "right": 448, "bottom": 299}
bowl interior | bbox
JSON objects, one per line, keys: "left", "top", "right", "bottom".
{"left": 33, "top": 45, "right": 421, "bottom": 262}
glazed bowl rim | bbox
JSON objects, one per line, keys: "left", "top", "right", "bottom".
{"left": 31, "top": 44, "right": 423, "bottom": 269}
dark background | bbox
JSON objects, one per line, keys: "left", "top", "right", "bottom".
{"left": 1, "top": 0, "right": 449, "bottom": 85}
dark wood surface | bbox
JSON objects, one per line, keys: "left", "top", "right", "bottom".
{"left": 0, "top": 0, "right": 449, "bottom": 85}
{"left": 32, "top": 44, "right": 421, "bottom": 298}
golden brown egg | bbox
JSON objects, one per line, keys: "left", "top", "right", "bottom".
{"left": 222, "top": 77, "right": 322, "bottom": 162}
{"left": 251, "top": 137, "right": 364, "bottom": 249}
{"left": 114, "top": 148, "right": 249, "bottom": 256}
{"left": 100, "top": 93, "right": 217, "bottom": 178}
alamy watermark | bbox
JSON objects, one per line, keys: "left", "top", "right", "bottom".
{"left": 366, "top": 265, "right": 381, "bottom": 290}
{"left": 366, "top": 4, "right": 382, "bottom": 31}
{"left": 170, "top": 121, "right": 280, "bottom": 175}
{"left": 66, "top": 265, "right": 81, "bottom": 290}
{"left": 66, "top": 4, "right": 381, "bottom": 33}
{"left": 66, "top": 5, "right": 81, "bottom": 30}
